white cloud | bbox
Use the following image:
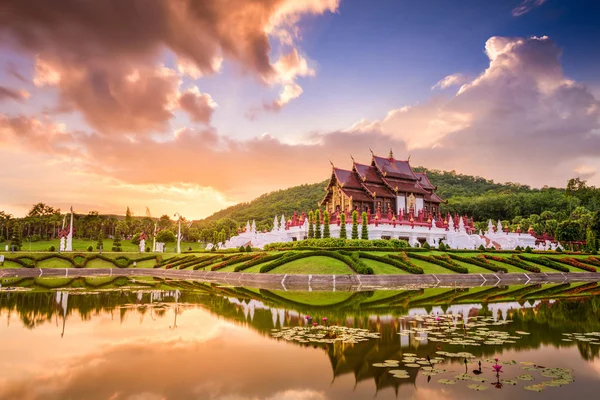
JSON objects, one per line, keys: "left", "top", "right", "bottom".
{"left": 512, "top": 0, "right": 547, "bottom": 17}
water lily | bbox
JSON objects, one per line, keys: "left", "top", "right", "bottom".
{"left": 493, "top": 364, "right": 502, "bottom": 373}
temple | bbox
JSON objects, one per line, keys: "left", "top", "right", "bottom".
{"left": 320, "top": 150, "right": 444, "bottom": 218}
{"left": 215, "top": 150, "right": 551, "bottom": 251}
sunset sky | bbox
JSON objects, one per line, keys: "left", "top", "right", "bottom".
{"left": 1, "top": 0, "right": 600, "bottom": 220}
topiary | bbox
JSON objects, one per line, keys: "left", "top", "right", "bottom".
{"left": 210, "top": 246, "right": 216, "bottom": 252}
{"left": 422, "top": 242, "right": 431, "bottom": 249}
{"left": 515, "top": 245, "right": 522, "bottom": 251}
{"left": 351, "top": 210, "right": 359, "bottom": 239}
{"left": 478, "top": 244, "right": 485, "bottom": 251}
{"left": 239, "top": 245, "right": 246, "bottom": 252}
{"left": 145, "top": 246, "right": 150, "bottom": 252}
{"left": 361, "top": 212, "right": 369, "bottom": 240}
{"left": 87, "top": 245, "right": 93, "bottom": 252}
{"left": 525, "top": 246, "right": 532, "bottom": 253}
{"left": 439, "top": 242, "right": 446, "bottom": 251}
{"left": 49, "top": 245, "right": 56, "bottom": 252}
{"left": 556, "top": 246, "right": 562, "bottom": 252}
{"left": 245, "top": 245, "right": 252, "bottom": 252}
{"left": 339, "top": 213, "right": 347, "bottom": 239}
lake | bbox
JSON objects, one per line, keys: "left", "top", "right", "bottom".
{"left": 0, "top": 277, "right": 599, "bottom": 399}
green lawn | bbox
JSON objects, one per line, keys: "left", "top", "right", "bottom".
{"left": 361, "top": 258, "right": 409, "bottom": 274}
{"left": 267, "top": 256, "right": 354, "bottom": 275}
{"left": 1, "top": 238, "right": 202, "bottom": 253}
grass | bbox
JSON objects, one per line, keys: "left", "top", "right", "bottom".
{"left": 267, "top": 256, "right": 354, "bottom": 275}
{"left": 1, "top": 249, "right": 598, "bottom": 275}
{"left": 360, "top": 258, "right": 409, "bottom": 274}
{"left": 1, "top": 238, "right": 202, "bottom": 253}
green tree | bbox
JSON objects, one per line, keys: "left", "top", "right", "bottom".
{"left": 156, "top": 230, "right": 176, "bottom": 243}
{"left": 339, "top": 213, "right": 347, "bottom": 239}
{"left": 361, "top": 212, "right": 369, "bottom": 240}
{"left": 351, "top": 211, "right": 359, "bottom": 239}
{"left": 315, "top": 210, "right": 322, "bottom": 239}
{"left": 112, "top": 229, "right": 122, "bottom": 252}
{"left": 308, "top": 211, "right": 314, "bottom": 239}
{"left": 586, "top": 228, "right": 597, "bottom": 252}
{"left": 10, "top": 223, "right": 22, "bottom": 251}
{"left": 96, "top": 231, "right": 103, "bottom": 250}
{"left": 323, "top": 211, "right": 330, "bottom": 238}
{"left": 556, "top": 220, "right": 583, "bottom": 249}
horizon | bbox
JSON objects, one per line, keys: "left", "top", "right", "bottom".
{"left": 2, "top": 0, "right": 600, "bottom": 220}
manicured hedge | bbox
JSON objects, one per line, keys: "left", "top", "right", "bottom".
{"left": 483, "top": 255, "right": 540, "bottom": 273}
{"left": 211, "top": 254, "right": 259, "bottom": 271}
{"left": 409, "top": 288, "right": 469, "bottom": 306}
{"left": 263, "top": 238, "right": 409, "bottom": 250}
{"left": 452, "top": 286, "right": 509, "bottom": 302}
{"left": 178, "top": 256, "right": 219, "bottom": 270}
{"left": 487, "top": 284, "right": 542, "bottom": 301}
{"left": 234, "top": 253, "right": 285, "bottom": 272}
{"left": 358, "top": 252, "right": 423, "bottom": 274}
{"left": 557, "top": 282, "right": 598, "bottom": 296}
{"left": 554, "top": 257, "right": 597, "bottom": 272}
{"left": 408, "top": 253, "right": 468, "bottom": 273}
{"left": 447, "top": 254, "right": 508, "bottom": 273}
{"left": 523, "top": 283, "right": 571, "bottom": 298}
{"left": 258, "top": 251, "right": 373, "bottom": 274}
{"left": 582, "top": 257, "right": 600, "bottom": 267}
{"left": 519, "top": 255, "right": 570, "bottom": 272}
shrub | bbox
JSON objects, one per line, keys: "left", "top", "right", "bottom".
{"left": 438, "top": 242, "right": 446, "bottom": 251}
{"left": 339, "top": 213, "right": 347, "bottom": 239}
{"left": 259, "top": 250, "right": 373, "bottom": 274}
{"left": 408, "top": 253, "right": 468, "bottom": 273}
{"left": 351, "top": 211, "right": 359, "bottom": 239}
{"left": 111, "top": 246, "right": 122, "bottom": 252}
{"left": 211, "top": 254, "right": 257, "bottom": 271}
{"left": 422, "top": 242, "right": 431, "bottom": 249}
{"left": 315, "top": 210, "right": 322, "bottom": 239}
{"left": 359, "top": 252, "right": 423, "bottom": 274}
{"left": 483, "top": 255, "right": 540, "bottom": 273}
{"left": 31, "top": 234, "right": 41, "bottom": 242}
{"left": 0, "top": 236, "right": 4, "bottom": 243}
{"left": 210, "top": 246, "right": 216, "bottom": 251}
{"left": 245, "top": 245, "right": 252, "bottom": 252}
{"left": 308, "top": 211, "right": 314, "bottom": 239}
{"left": 525, "top": 246, "right": 533, "bottom": 253}
{"left": 72, "top": 254, "right": 87, "bottom": 268}
{"left": 113, "top": 229, "right": 122, "bottom": 252}
{"left": 389, "top": 239, "right": 409, "bottom": 248}
{"left": 113, "top": 256, "right": 131, "bottom": 268}
{"left": 235, "top": 253, "right": 285, "bottom": 272}
{"left": 478, "top": 244, "right": 485, "bottom": 251}
{"left": 515, "top": 245, "right": 522, "bottom": 251}
{"left": 554, "top": 257, "right": 596, "bottom": 272}
{"left": 87, "top": 246, "right": 93, "bottom": 252}
{"left": 556, "top": 247, "right": 562, "bottom": 253}
{"left": 448, "top": 254, "right": 508, "bottom": 273}
{"left": 519, "top": 255, "right": 569, "bottom": 272}
{"left": 131, "top": 233, "right": 140, "bottom": 245}
{"left": 361, "top": 212, "right": 369, "bottom": 240}
{"left": 96, "top": 231, "right": 103, "bottom": 250}
{"left": 239, "top": 245, "right": 246, "bottom": 252}
{"left": 49, "top": 245, "right": 56, "bottom": 252}
{"left": 145, "top": 246, "right": 150, "bottom": 252}
{"left": 323, "top": 211, "right": 330, "bottom": 238}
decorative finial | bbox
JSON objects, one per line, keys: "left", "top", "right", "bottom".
{"left": 329, "top": 159, "right": 335, "bottom": 169}
{"left": 388, "top": 148, "right": 394, "bottom": 159}
{"left": 369, "top": 148, "right": 374, "bottom": 156}
{"left": 350, "top": 154, "right": 355, "bottom": 163}
{"left": 407, "top": 154, "right": 411, "bottom": 163}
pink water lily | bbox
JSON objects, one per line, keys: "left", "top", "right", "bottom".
{"left": 493, "top": 364, "right": 502, "bottom": 373}
{"left": 322, "top": 317, "right": 328, "bottom": 321}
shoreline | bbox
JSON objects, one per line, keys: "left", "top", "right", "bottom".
{"left": 2, "top": 268, "right": 599, "bottom": 291}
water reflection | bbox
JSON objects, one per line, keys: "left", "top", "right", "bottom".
{"left": 0, "top": 277, "right": 599, "bottom": 399}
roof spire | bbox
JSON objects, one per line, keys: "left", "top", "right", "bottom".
{"left": 407, "top": 154, "right": 411, "bottom": 163}
{"left": 369, "top": 148, "right": 374, "bottom": 156}
{"left": 329, "top": 159, "right": 335, "bottom": 169}
{"left": 350, "top": 154, "right": 355, "bottom": 163}
{"left": 388, "top": 148, "right": 394, "bottom": 160}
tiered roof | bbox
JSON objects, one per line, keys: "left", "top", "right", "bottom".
{"left": 321, "top": 151, "right": 445, "bottom": 206}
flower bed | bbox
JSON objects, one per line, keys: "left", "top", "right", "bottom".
{"left": 408, "top": 253, "right": 468, "bottom": 273}
{"left": 234, "top": 253, "right": 285, "bottom": 272}
{"left": 211, "top": 254, "right": 259, "bottom": 271}
{"left": 483, "top": 255, "right": 540, "bottom": 273}
{"left": 448, "top": 254, "right": 508, "bottom": 273}
{"left": 581, "top": 257, "right": 600, "bottom": 267}
{"left": 554, "top": 257, "right": 596, "bottom": 272}
{"left": 358, "top": 252, "right": 423, "bottom": 274}
{"left": 519, "top": 256, "right": 570, "bottom": 272}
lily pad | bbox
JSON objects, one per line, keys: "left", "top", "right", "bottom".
{"left": 515, "top": 331, "right": 530, "bottom": 335}
{"left": 524, "top": 384, "right": 545, "bottom": 392}
{"left": 467, "top": 384, "right": 488, "bottom": 391}
{"left": 517, "top": 374, "right": 535, "bottom": 381}
{"left": 438, "top": 379, "right": 456, "bottom": 385}
{"left": 405, "top": 363, "right": 421, "bottom": 368}
{"left": 502, "top": 379, "right": 518, "bottom": 385}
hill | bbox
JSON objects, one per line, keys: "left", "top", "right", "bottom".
{"left": 198, "top": 168, "right": 576, "bottom": 230}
